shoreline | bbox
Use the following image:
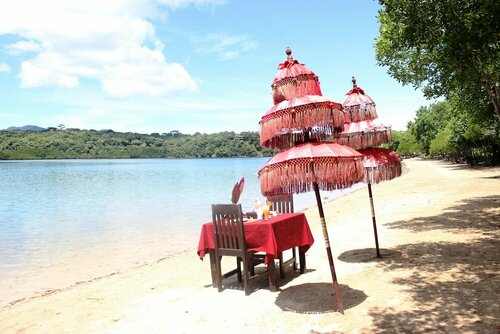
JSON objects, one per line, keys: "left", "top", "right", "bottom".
{"left": 1, "top": 158, "right": 498, "bottom": 333}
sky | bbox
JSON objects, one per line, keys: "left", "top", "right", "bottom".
{"left": 0, "top": 0, "right": 435, "bottom": 134}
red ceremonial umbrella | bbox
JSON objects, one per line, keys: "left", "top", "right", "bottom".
{"left": 340, "top": 77, "right": 402, "bottom": 258}
{"left": 334, "top": 119, "right": 392, "bottom": 150}
{"left": 259, "top": 142, "right": 365, "bottom": 313}
{"left": 271, "top": 47, "right": 322, "bottom": 104}
{"left": 358, "top": 148, "right": 402, "bottom": 257}
{"left": 259, "top": 95, "right": 344, "bottom": 150}
{"left": 342, "top": 77, "right": 378, "bottom": 123}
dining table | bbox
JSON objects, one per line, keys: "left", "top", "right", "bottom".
{"left": 197, "top": 212, "right": 314, "bottom": 292}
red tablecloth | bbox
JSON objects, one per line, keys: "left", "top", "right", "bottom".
{"left": 197, "top": 212, "right": 314, "bottom": 263}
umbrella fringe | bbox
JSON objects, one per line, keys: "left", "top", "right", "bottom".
{"left": 261, "top": 130, "right": 334, "bottom": 150}
{"left": 334, "top": 129, "right": 392, "bottom": 150}
{"left": 260, "top": 105, "right": 344, "bottom": 148}
{"left": 343, "top": 104, "right": 378, "bottom": 123}
{"left": 272, "top": 74, "right": 322, "bottom": 104}
{"left": 259, "top": 158, "right": 365, "bottom": 197}
{"left": 364, "top": 163, "right": 402, "bottom": 184}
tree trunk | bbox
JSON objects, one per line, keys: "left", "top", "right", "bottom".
{"left": 482, "top": 73, "right": 500, "bottom": 122}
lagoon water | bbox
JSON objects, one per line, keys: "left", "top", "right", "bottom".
{"left": 0, "top": 158, "right": 360, "bottom": 305}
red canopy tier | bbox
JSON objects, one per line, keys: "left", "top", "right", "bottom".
{"left": 358, "top": 148, "right": 402, "bottom": 184}
{"left": 334, "top": 119, "right": 392, "bottom": 150}
{"left": 259, "top": 95, "right": 344, "bottom": 150}
{"left": 271, "top": 48, "right": 322, "bottom": 105}
{"left": 258, "top": 142, "right": 364, "bottom": 197}
{"left": 342, "top": 77, "right": 378, "bottom": 123}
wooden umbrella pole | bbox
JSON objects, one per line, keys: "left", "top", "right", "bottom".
{"left": 312, "top": 181, "right": 345, "bottom": 314}
{"left": 367, "top": 183, "right": 381, "bottom": 258}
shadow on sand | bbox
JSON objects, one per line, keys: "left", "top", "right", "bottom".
{"left": 353, "top": 195, "right": 499, "bottom": 333}
{"left": 431, "top": 159, "right": 499, "bottom": 172}
{"left": 338, "top": 248, "right": 401, "bottom": 263}
{"left": 204, "top": 266, "right": 317, "bottom": 294}
{"left": 385, "top": 195, "right": 499, "bottom": 234}
{"left": 275, "top": 283, "right": 367, "bottom": 314}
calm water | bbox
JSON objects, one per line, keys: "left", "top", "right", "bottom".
{"left": 0, "top": 158, "right": 359, "bottom": 305}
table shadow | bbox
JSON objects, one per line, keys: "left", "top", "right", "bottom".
{"left": 202, "top": 266, "right": 315, "bottom": 293}
{"left": 275, "top": 283, "right": 367, "bottom": 314}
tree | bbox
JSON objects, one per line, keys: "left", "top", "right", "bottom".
{"left": 388, "top": 128, "right": 423, "bottom": 156}
{"left": 411, "top": 102, "right": 452, "bottom": 153}
{"left": 376, "top": 0, "right": 500, "bottom": 122}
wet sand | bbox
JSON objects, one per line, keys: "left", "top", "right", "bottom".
{"left": 0, "top": 158, "right": 498, "bottom": 333}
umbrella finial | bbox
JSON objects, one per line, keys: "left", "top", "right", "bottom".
{"left": 352, "top": 76, "right": 357, "bottom": 88}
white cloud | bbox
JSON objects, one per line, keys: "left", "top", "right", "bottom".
{"left": 0, "top": 0, "right": 224, "bottom": 97}
{"left": 193, "top": 33, "right": 259, "bottom": 60}
{"left": 5, "top": 40, "right": 42, "bottom": 55}
{"left": 0, "top": 63, "right": 11, "bottom": 73}
{"left": 156, "top": 0, "right": 226, "bottom": 9}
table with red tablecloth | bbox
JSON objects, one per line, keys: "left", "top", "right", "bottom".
{"left": 197, "top": 212, "right": 314, "bottom": 291}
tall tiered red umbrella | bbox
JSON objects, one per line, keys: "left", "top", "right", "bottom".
{"left": 259, "top": 142, "right": 364, "bottom": 314}
{"left": 340, "top": 77, "right": 402, "bottom": 258}
{"left": 357, "top": 148, "right": 401, "bottom": 257}
{"left": 258, "top": 49, "right": 367, "bottom": 313}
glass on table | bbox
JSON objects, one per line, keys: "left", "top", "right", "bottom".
{"left": 262, "top": 205, "right": 270, "bottom": 219}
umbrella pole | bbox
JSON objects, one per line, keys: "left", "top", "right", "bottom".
{"left": 312, "top": 182, "right": 345, "bottom": 314}
{"left": 367, "top": 183, "right": 381, "bottom": 258}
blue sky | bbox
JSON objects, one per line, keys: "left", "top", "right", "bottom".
{"left": 0, "top": 0, "right": 434, "bottom": 134}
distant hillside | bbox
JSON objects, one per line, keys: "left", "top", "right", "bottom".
{"left": 0, "top": 128, "right": 276, "bottom": 160}
{"left": 5, "top": 125, "right": 46, "bottom": 132}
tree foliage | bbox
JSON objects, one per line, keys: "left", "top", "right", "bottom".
{"left": 376, "top": 0, "right": 500, "bottom": 121}
{"left": 386, "top": 128, "right": 423, "bottom": 156}
{"left": 411, "top": 101, "right": 452, "bottom": 153}
{"left": 0, "top": 129, "right": 275, "bottom": 160}
{"left": 387, "top": 101, "right": 499, "bottom": 165}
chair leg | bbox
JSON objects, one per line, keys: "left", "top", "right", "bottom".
{"left": 249, "top": 256, "right": 256, "bottom": 276}
{"left": 242, "top": 256, "right": 250, "bottom": 296}
{"left": 237, "top": 258, "right": 242, "bottom": 282}
{"left": 214, "top": 254, "right": 223, "bottom": 292}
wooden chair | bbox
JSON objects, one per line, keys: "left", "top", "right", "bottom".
{"left": 270, "top": 194, "right": 294, "bottom": 214}
{"left": 268, "top": 194, "right": 297, "bottom": 278}
{"left": 211, "top": 204, "right": 265, "bottom": 295}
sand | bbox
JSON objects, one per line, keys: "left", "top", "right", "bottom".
{"left": 0, "top": 158, "right": 498, "bottom": 334}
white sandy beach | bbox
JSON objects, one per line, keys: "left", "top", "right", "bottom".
{"left": 0, "top": 158, "right": 499, "bottom": 333}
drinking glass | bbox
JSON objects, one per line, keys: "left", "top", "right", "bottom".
{"left": 263, "top": 205, "right": 270, "bottom": 219}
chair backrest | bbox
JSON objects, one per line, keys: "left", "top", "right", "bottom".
{"left": 211, "top": 204, "right": 246, "bottom": 253}
{"left": 268, "top": 194, "right": 294, "bottom": 214}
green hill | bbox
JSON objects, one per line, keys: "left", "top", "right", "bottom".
{"left": 0, "top": 129, "right": 275, "bottom": 160}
